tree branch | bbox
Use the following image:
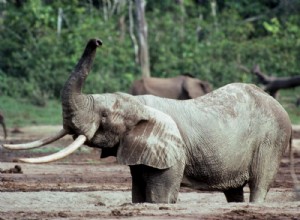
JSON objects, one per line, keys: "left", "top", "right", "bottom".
{"left": 239, "top": 64, "right": 300, "bottom": 98}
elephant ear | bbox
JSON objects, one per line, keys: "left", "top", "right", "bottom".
{"left": 183, "top": 77, "right": 208, "bottom": 98}
{"left": 117, "top": 106, "right": 185, "bottom": 169}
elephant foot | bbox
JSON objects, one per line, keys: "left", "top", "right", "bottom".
{"left": 249, "top": 187, "right": 268, "bottom": 203}
{"left": 223, "top": 186, "right": 245, "bottom": 202}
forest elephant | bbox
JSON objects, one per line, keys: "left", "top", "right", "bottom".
{"left": 3, "top": 39, "right": 292, "bottom": 204}
{"left": 129, "top": 74, "right": 212, "bottom": 99}
{"left": 0, "top": 111, "right": 7, "bottom": 139}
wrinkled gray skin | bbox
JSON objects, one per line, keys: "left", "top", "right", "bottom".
{"left": 0, "top": 112, "right": 7, "bottom": 139}
{"left": 62, "top": 39, "right": 292, "bottom": 204}
{"left": 129, "top": 75, "right": 212, "bottom": 99}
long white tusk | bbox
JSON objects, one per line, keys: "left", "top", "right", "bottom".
{"left": 2, "top": 129, "right": 68, "bottom": 150}
{"left": 17, "top": 135, "right": 87, "bottom": 164}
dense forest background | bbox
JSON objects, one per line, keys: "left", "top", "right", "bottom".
{"left": 0, "top": 0, "right": 300, "bottom": 106}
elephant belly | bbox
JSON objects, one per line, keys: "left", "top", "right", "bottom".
{"left": 182, "top": 166, "right": 249, "bottom": 191}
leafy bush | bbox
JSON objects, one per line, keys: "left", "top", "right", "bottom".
{"left": 0, "top": 0, "right": 299, "bottom": 102}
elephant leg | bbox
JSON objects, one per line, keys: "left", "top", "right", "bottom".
{"left": 248, "top": 144, "right": 283, "bottom": 203}
{"left": 248, "top": 186, "right": 268, "bottom": 203}
{"left": 223, "top": 186, "right": 245, "bottom": 202}
{"left": 130, "top": 162, "right": 184, "bottom": 204}
{"left": 130, "top": 165, "right": 146, "bottom": 203}
{"left": 145, "top": 163, "right": 184, "bottom": 203}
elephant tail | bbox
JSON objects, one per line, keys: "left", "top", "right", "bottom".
{"left": 1, "top": 120, "right": 7, "bottom": 139}
{"left": 289, "top": 128, "right": 300, "bottom": 200}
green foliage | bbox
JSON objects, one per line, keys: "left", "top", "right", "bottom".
{"left": 278, "top": 87, "right": 300, "bottom": 125}
{"left": 0, "top": 0, "right": 299, "bottom": 124}
{"left": 263, "top": 17, "right": 280, "bottom": 35}
{"left": 0, "top": 0, "right": 139, "bottom": 100}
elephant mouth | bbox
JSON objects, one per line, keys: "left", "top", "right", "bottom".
{"left": 2, "top": 129, "right": 87, "bottom": 163}
{"left": 95, "top": 39, "right": 103, "bottom": 46}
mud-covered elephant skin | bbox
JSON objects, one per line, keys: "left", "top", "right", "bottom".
{"left": 4, "top": 39, "right": 292, "bottom": 204}
{"left": 129, "top": 74, "right": 212, "bottom": 99}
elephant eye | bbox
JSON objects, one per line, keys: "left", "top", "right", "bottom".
{"left": 102, "top": 111, "right": 108, "bottom": 117}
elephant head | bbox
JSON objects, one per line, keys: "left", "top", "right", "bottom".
{"left": 3, "top": 39, "right": 184, "bottom": 169}
{"left": 181, "top": 74, "right": 212, "bottom": 99}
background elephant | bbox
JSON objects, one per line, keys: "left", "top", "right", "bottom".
{"left": 0, "top": 111, "right": 7, "bottom": 139}
{"left": 4, "top": 39, "right": 292, "bottom": 204}
{"left": 129, "top": 74, "right": 212, "bottom": 99}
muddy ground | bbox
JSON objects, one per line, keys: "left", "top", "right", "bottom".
{"left": 0, "top": 125, "right": 300, "bottom": 219}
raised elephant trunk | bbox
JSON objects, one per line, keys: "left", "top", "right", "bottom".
{"left": 2, "top": 39, "right": 102, "bottom": 163}
{"left": 61, "top": 39, "right": 102, "bottom": 112}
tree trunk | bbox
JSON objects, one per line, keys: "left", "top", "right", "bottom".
{"left": 117, "top": 0, "right": 127, "bottom": 42}
{"left": 210, "top": 0, "right": 218, "bottom": 31}
{"left": 118, "top": 14, "right": 126, "bottom": 42}
{"left": 57, "top": 8, "right": 63, "bottom": 38}
{"left": 135, "top": 0, "right": 150, "bottom": 78}
{"left": 129, "top": 0, "right": 139, "bottom": 64}
{"left": 176, "top": 0, "right": 185, "bottom": 40}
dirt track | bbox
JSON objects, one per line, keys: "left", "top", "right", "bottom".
{"left": 0, "top": 126, "right": 300, "bottom": 219}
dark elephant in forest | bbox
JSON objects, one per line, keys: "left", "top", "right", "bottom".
{"left": 129, "top": 74, "right": 212, "bottom": 99}
{"left": 3, "top": 39, "right": 292, "bottom": 204}
{"left": 0, "top": 111, "right": 7, "bottom": 139}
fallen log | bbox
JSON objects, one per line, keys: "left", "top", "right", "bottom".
{"left": 238, "top": 64, "right": 300, "bottom": 99}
